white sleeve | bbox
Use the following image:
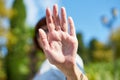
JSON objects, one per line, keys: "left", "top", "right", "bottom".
{"left": 76, "top": 54, "right": 85, "bottom": 74}
{"left": 34, "top": 54, "right": 85, "bottom": 80}
{"left": 33, "top": 60, "right": 66, "bottom": 80}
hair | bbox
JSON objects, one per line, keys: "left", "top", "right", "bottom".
{"left": 34, "top": 17, "right": 46, "bottom": 50}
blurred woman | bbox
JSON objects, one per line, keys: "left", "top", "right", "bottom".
{"left": 33, "top": 4, "right": 88, "bottom": 80}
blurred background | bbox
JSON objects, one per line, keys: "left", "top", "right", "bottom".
{"left": 0, "top": 0, "right": 120, "bottom": 80}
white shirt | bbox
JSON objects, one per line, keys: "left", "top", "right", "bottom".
{"left": 34, "top": 54, "right": 84, "bottom": 80}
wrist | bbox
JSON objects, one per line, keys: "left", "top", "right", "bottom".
{"left": 66, "top": 64, "right": 81, "bottom": 80}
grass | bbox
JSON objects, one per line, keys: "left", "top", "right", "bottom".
{"left": 84, "top": 59, "right": 120, "bottom": 80}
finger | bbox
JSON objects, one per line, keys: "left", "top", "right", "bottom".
{"left": 38, "top": 29, "right": 49, "bottom": 50}
{"left": 61, "top": 7, "right": 68, "bottom": 32}
{"left": 46, "top": 8, "right": 55, "bottom": 32}
{"left": 68, "top": 17, "right": 76, "bottom": 37}
{"left": 53, "top": 4, "right": 61, "bottom": 30}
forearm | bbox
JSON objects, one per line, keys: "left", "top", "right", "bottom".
{"left": 65, "top": 64, "right": 88, "bottom": 80}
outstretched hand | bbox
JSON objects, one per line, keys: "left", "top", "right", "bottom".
{"left": 38, "top": 4, "right": 78, "bottom": 77}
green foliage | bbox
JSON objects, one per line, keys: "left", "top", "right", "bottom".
{"left": 89, "top": 38, "right": 113, "bottom": 62}
{"left": 0, "top": 1, "right": 14, "bottom": 80}
{"left": 77, "top": 33, "right": 85, "bottom": 55}
{"left": 85, "top": 59, "right": 120, "bottom": 80}
{"left": 0, "top": 58, "right": 6, "bottom": 80}
{"left": 0, "top": 0, "right": 14, "bottom": 18}
{"left": 89, "top": 38, "right": 97, "bottom": 61}
{"left": 110, "top": 27, "right": 120, "bottom": 59}
{"left": 5, "top": 0, "right": 31, "bottom": 80}
{"left": 77, "top": 33, "right": 89, "bottom": 63}
{"left": 10, "top": 0, "right": 26, "bottom": 29}
{"left": 85, "top": 62, "right": 113, "bottom": 80}
{"left": 114, "top": 59, "right": 120, "bottom": 80}
{"left": 35, "top": 51, "right": 46, "bottom": 71}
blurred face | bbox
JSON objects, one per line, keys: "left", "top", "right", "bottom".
{"left": 37, "top": 25, "right": 48, "bottom": 48}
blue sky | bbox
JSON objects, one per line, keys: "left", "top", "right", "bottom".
{"left": 7, "top": 0, "right": 120, "bottom": 46}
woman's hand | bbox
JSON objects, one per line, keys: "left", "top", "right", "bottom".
{"left": 38, "top": 4, "right": 88, "bottom": 80}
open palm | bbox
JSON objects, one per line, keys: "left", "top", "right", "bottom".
{"left": 38, "top": 4, "right": 78, "bottom": 69}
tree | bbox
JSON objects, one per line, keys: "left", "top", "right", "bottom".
{"left": 89, "top": 38, "right": 97, "bottom": 61}
{"left": 110, "top": 27, "right": 120, "bottom": 59}
{"left": 0, "top": 0, "right": 14, "bottom": 18}
{"left": 77, "top": 33, "right": 88, "bottom": 63}
{"left": 0, "top": 0, "right": 14, "bottom": 80}
{"left": 5, "top": 0, "right": 30, "bottom": 80}
{"left": 89, "top": 39, "right": 112, "bottom": 62}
